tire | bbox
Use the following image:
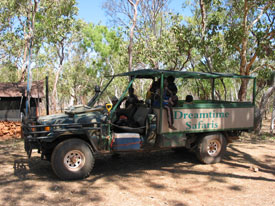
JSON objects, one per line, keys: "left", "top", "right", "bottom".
{"left": 196, "top": 133, "right": 227, "bottom": 164}
{"left": 51, "top": 139, "right": 94, "bottom": 180}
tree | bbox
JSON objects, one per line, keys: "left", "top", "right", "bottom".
{"left": 0, "top": 0, "right": 39, "bottom": 82}
{"left": 271, "top": 85, "right": 275, "bottom": 134}
{"left": 128, "top": 0, "right": 141, "bottom": 72}
{"left": 187, "top": 0, "right": 275, "bottom": 131}
{"left": 40, "top": 0, "right": 78, "bottom": 111}
{"left": 254, "top": 68, "right": 275, "bottom": 134}
{"left": 223, "top": 0, "right": 275, "bottom": 101}
{"left": 103, "top": 0, "right": 141, "bottom": 72}
{"left": 0, "top": 0, "right": 78, "bottom": 90}
{"left": 82, "top": 23, "right": 128, "bottom": 99}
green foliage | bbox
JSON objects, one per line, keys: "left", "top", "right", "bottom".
{"left": 0, "top": 63, "right": 18, "bottom": 82}
{"left": 54, "top": 21, "right": 129, "bottom": 106}
{"left": 0, "top": 0, "right": 274, "bottom": 115}
{"left": 0, "top": 0, "right": 78, "bottom": 82}
{"left": 82, "top": 23, "right": 126, "bottom": 73}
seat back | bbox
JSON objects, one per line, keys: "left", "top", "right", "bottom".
{"left": 133, "top": 105, "right": 151, "bottom": 127}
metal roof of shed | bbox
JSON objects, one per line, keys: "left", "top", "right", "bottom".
{"left": 0, "top": 80, "right": 44, "bottom": 98}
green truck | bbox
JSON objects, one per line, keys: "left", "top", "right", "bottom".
{"left": 22, "top": 69, "right": 256, "bottom": 180}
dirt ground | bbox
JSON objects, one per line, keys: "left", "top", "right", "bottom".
{"left": 0, "top": 117, "right": 274, "bottom": 206}
{"left": 0, "top": 138, "right": 274, "bottom": 206}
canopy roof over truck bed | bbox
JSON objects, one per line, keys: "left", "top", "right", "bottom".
{"left": 114, "top": 69, "right": 255, "bottom": 79}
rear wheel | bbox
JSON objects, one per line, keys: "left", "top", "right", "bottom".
{"left": 51, "top": 139, "right": 94, "bottom": 180}
{"left": 196, "top": 133, "right": 227, "bottom": 164}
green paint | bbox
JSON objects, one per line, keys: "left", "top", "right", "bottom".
{"left": 176, "top": 101, "right": 254, "bottom": 109}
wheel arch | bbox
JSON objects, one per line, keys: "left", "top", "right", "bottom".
{"left": 42, "top": 133, "right": 98, "bottom": 160}
{"left": 56, "top": 133, "right": 97, "bottom": 152}
{"left": 192, "top": 132, "right": 228, "bottom": 144}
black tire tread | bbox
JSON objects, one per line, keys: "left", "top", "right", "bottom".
{"left": 51, "top": 138, "right": 94, "bottom": 180}
{"left": 196, "top": 133, "right": 227, "bottom": 164}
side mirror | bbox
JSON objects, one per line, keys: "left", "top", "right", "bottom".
{"left": 95, "top": 85, "right": 100, "bottom": 93}
{"left": 105, "top": 104, "right": 112, "bottom": 113}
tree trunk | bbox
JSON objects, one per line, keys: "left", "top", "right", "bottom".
{"left": 19, "top": 0, "right": 39, "bottom": 82}
{"left": 81, "top": 95, "right": 86, "bottom": 105}
{"left": 19, "top": 42, "right": 29, "bottom": 82}
{"left": 51, "top": 65, "right": 62, "bottom": 112}
{"left": 238, "top": 0, "right": 249, "bottom": 101}
{"left": 199, "top": 0, "right": 213, "bottom": 73}
{"left": 127, "top": 0, "right": 140, "bottom": 72}
{"left": 270, "top": 93, "right": 275, "bottom": 134}
{"left": 254, "top": 85, "right": 275, "bottom": 134}
{"left": 238, "top": 78, "right": 249, "bottom": 101}
{"left": 199, "top": 0, "right": 206, "bottom": 41}
{"left": 238, "top": 0, "right": 265, "bottom": 101}
{"left": 52, "top": 38, "right": 65, "bottom": 112}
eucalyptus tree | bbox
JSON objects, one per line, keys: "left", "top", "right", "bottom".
{"left": 253, "top": 66, "right": 275, "bottom": 134}
{"left": 103, "top": 0, "right": 143, "bottom": 71}
{"left": 103, "top": 0, "right": 175, "bottom": 70}
{"left": 0, "top": 0, "right": 78, "bottom": 84}
{"left": 0, "top": 0, "right": 40, "bottom": 81}
{"left": 169, "top": 1, "right": 232, "bottom": 100}
{"left": 217, "top": 0, "right": 275, "bottom": 133}
{"left": 41, "top": 0, "right": 78, "bottom": 111}
{"left": 82, "top": 23, "right": 128, "bottom": 99}
{"left": 223, "top": 0, "right": 275, "bottom": 101}
{"left": 189, "top": 0, "right": 275, "bottom": 132}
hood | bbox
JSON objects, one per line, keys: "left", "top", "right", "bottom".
{"left": 37, "top": 113, "right": 73, "bottom": 125}
{"left": 37, "top": 107, "right": 106, "bottom": 125}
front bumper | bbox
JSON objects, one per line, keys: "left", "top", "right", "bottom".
{"left": 22, "top": 120, "right": 102, "bottom": 158}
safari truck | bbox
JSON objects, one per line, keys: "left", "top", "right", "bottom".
{"left": 22, "top": 69, "right": 256, "bottom": 180}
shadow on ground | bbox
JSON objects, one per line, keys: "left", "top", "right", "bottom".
{"left": 9, "top": 143, "right": 275, "bottom": 184}
{"left": 0, "top": 140, "right": 274, "bottom": 206}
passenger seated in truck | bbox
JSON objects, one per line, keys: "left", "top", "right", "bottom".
{"left": 125, "top": 87, "right": 140, "bottom": 108}
{"left": 111, "top": 96, "right": 119, "bottom": 108}
{"left": 167, "top": 76, "right": 178, "bottom": 107}
{"left": 185, "top": 95, "right": 193, "bottom": 104}
{"left": 146, "top": 79, "right": 160, "bottom": 106}
{"left": 150, "top": 79, "right": 161, "bottom": 107}
{"left": 114, "top": 87, "right": 142, "bottom": 127}
{"left": 164, "top": 77, "right": 177, "bottom": 130}
{"left": 111, "top": 96, "right": 126, "bottom": 126}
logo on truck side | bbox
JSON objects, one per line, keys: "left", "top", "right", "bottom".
{"left": 174, "top": 110, "right": 230, "bottom": 130}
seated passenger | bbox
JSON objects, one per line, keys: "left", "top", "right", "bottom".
{"left": 150, "top": 79, "right": 161, "bottom": 107}
{"left": 125, "top": 87, "right": 140, "bottom": 108}
{"left": 185, "top": 95, "right": 193, "bottom": 104}
{"left": 111, "top": 96, "right": 125, "bottom": 125}
{"left": 115, "top": 87, "right": 141, "bottom": 127}
{"left": 167, "top": 76, "right": 178, "bottom": 107}
{"left": 111, "top": 96, "right": 119, "bottom": 107}
{"left": 163, "top": 78, "right": 177, "bottom": 130}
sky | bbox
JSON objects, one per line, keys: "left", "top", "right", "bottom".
{"left": 76, "top": 0, "right": 192, "bottom": 25}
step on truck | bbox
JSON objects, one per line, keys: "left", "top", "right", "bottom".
{"left": 22, "top": 69, "right": 256, "bottom": 180}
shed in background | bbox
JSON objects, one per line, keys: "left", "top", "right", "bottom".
{"left": 0, "top": 81, "right": 44, "bottom": 121}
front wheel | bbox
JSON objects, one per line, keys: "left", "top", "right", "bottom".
{"left": 51, "top": 139, "right": 94, "bottom": 180}
{"left": 196, "top": 133, "right": 227, "bottom": 164}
